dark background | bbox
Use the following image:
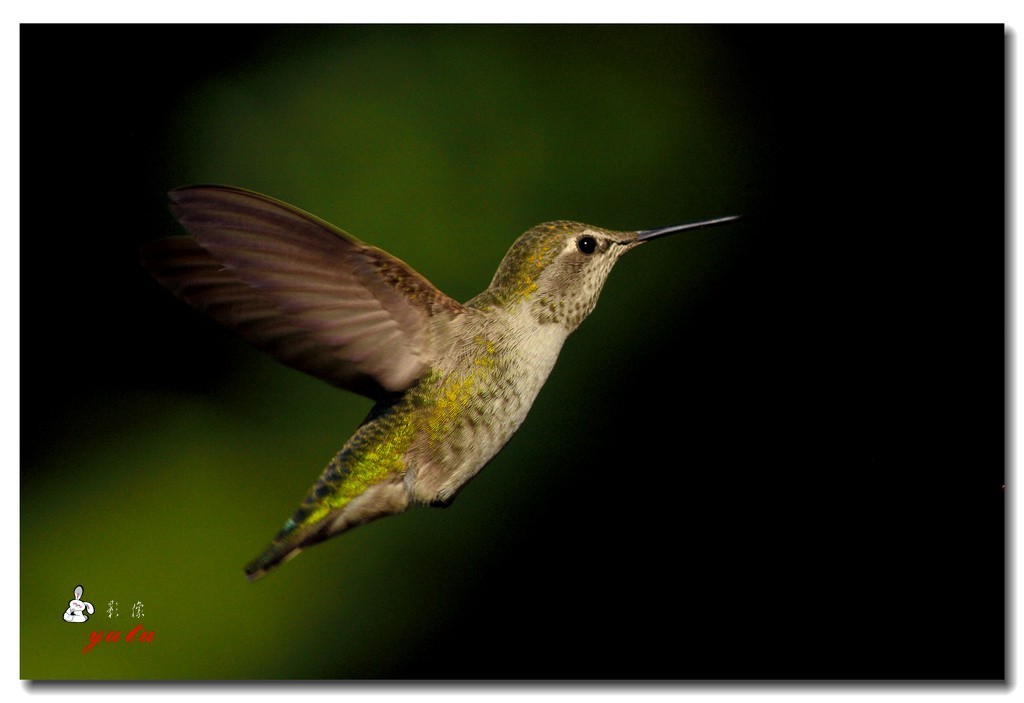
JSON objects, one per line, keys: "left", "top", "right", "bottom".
{"left": 21, "top": 25, "right": 1004, "bottom": 679}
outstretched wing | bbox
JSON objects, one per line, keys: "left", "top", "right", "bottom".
{"left": 141, "top": 185, "right": 468, "bottom": 400}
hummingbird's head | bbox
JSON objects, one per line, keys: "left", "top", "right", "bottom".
{"left": 481, "top": 221, "right": 635, "bottom": 330}
{"left": 481, "top": 216, "right": 739, "bottom": 332}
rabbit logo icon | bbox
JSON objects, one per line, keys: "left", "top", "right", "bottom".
{"left": 63, "top": 585, "right": 94, "bottom": 623}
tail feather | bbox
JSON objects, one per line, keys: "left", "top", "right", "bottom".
{"left": 245, "top": 539, "right": 312, "bottom": 582}
{"left": 244, "top": 517, "right": 326, "bottom": 581}
{"left": 244, "top": 478, "right": 411, "bottom": 581}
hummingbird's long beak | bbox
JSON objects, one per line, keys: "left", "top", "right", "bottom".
{"left": 634, "top": 215, "right": 741, "bottom": 243}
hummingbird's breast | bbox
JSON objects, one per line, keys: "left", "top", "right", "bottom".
{"left": 404, "top": 307, "right": 569, "bottom": 503}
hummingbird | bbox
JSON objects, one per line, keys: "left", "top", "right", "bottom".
{"left": 141, "top": 185, "right": 739, "bottom": 580}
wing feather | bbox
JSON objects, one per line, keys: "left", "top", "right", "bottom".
{"left": 141, "top": 185, "right": 468, "bottom": 400}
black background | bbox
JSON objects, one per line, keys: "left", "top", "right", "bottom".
{"left": 21, "top": 25, "right": 1005, "bottom": 680}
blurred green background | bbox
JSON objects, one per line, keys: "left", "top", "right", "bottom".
{"left": 21, "top": 25, "right": 1003, "bottom": 680}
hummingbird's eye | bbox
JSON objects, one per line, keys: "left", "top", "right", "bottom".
{"left": 577, "top": 236, "right": 597, "bottom": 255}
